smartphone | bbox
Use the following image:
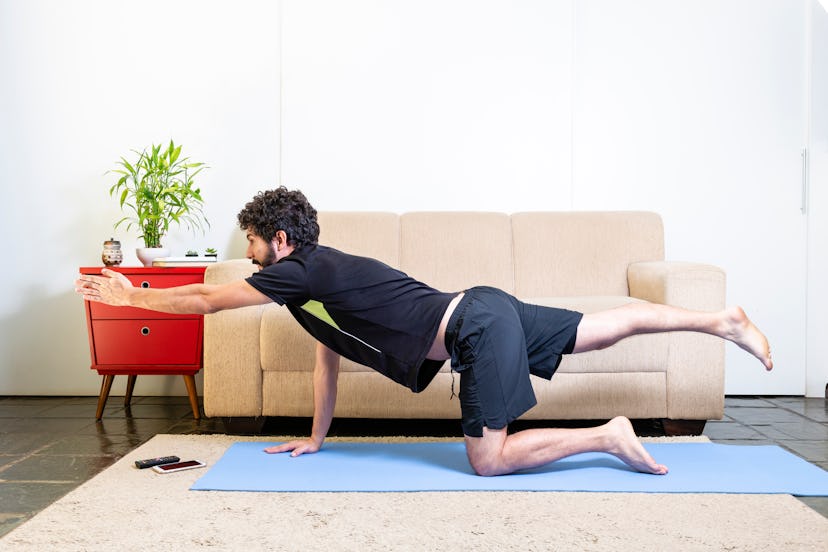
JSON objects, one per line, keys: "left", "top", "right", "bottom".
{"left": 151, "top": 460, "right": 206, "bottom": 474}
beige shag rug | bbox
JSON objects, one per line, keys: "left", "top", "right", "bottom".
{"left": 2, "top": 434, "right": 827, "bottom": 551}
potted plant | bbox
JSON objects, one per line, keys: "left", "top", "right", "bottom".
{"left": 109, "top": 140, "right": 209, "bottom": 266}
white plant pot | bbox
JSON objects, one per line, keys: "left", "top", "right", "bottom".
{"left": 136, "top": 247, "right": 170, "bottom": 267}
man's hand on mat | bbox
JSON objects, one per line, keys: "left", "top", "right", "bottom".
{"left": 264, "top": 438, "right": 322, "bottom": 457}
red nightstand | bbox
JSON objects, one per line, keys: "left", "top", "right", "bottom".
{"left": 80, "top": 266, "right": 206, "bottom": 420}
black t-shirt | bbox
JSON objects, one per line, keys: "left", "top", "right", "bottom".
{"left": 245, "top": 245, "right": 457, "bottom": 392}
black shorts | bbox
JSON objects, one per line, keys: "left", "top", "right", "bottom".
{"left": 443, "top": 286, "right": 583, "bottom": 438}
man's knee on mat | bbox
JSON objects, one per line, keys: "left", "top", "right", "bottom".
{"left": 464, "top": 426, "right": 511, "bottom": 477}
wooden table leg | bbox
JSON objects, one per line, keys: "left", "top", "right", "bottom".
{"left": 182, "top": 374, "right": 201, "bottom": 420}
{"left": 96, "top": 374, "right": 115, "bottom": 420}
{"left": 124, "top": 375, "right": 137, "bottom": 407}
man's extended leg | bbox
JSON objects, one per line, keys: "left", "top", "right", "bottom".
{"left": 461, "top": 301, "right": 773, "bottom": 477}
{"left": 464, "top": 416, "right": 667, "bottom": 477}
{"left": 572, "top": 303, "right": 773, "bottom": 370}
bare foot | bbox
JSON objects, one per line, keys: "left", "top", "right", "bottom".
{"left": 605, "top": 417, "right": 668, "bottom": 475}
{"left": 723, "top": 307, "right": 773, "bottom": 371}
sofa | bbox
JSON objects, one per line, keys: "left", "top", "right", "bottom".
{"left": 202, "top": 211, "right": 725, "bottom": 434}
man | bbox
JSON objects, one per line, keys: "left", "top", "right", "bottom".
{"left": 76, "top": 187, "right": 773, "bottom": 477}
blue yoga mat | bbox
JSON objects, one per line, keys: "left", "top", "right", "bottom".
{"left": 190, "top": 442, "right": 828, "bottom": 496}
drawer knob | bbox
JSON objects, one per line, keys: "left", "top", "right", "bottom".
{"left": 141, "top": 281, "right": 151, "bottom": 288}
{"left": 140, "top": 326, "right": 151, "bottom": 336}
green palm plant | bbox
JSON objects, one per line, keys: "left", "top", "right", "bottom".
{"left": 110, "top": 140, "right": 208, "bottom": 248}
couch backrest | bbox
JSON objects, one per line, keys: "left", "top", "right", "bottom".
{"left": 318, "top": 212, "right": 400, "bottom": 268}
{"left": 511, "top": 211, "right": 664, "bottom": 297}
{"left": 316, "top": 210, "right": 664, "bottom": 297}
{"left": 399, "top": 212, "right": 514, "bottom": 293}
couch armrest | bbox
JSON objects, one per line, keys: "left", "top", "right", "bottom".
{"left": 203, "top": 260, "right": 265, "bottom": 417}
{"left": 628, "top": 261, "right": 725, "bottom": 312}
{"left": 628, "top": 261, "right": 726, "bottom": 420}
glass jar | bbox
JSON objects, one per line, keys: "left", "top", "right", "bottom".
{"left": 102, "top": 238, "right": 123, "bottom": 266}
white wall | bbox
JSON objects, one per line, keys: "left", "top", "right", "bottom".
{"left": 280, "top": 0, "right": 573, "bottom": 212}
{"left": 0, "top": 0, "right": 823, "bottom": 397}
{"left": 0, "top": 0, "right": 280, "bottom": 395}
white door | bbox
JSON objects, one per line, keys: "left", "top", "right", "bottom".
{"left": 572, "top": 1, "right": 808, "bottom": 394}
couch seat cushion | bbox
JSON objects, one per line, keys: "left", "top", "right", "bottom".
{"left": 528, "top": 296, "right": 669, "bottom": 374}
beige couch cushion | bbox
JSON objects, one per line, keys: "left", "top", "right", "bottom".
{"left": 529, "top": 296, "right": 669, "bottom": 374}
{"left": 318, "top": 212, "right": 399, "bottom": 267}
{"left": 511, "top": 212, "right": 664, "bottom": 297}
{"left": 399, "top": 212, "right": 514, "bottom": 293}
{"left": 528, "top": 372, "right": 667, "bottom": 419}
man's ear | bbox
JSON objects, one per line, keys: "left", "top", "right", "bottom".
{"left": 273, "top": 230, "right": 289, "bottom": 251}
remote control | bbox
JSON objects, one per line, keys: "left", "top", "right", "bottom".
{"left": 135, "top": 455, "right": 180, "bottom": 469}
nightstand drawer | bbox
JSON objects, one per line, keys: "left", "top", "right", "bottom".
{"left": 88, "top": 273, "right": 203, "bottom": 320}
{"left": 91, "top": 319, "right": 201, "bottom": 365}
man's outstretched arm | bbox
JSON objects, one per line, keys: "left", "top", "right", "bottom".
{"left": 75, "top": 267, "right": 271, "bottom": 314}
{"left": 265, "top": 342, "right": 340, "bottom": 456}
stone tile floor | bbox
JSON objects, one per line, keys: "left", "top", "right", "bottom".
{"left": 0, "top": 395, "right": 825, "bottom": 538}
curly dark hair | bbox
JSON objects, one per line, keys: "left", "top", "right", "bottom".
{"left": 237, "top": 187, "right": 320, "bottom": 247}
